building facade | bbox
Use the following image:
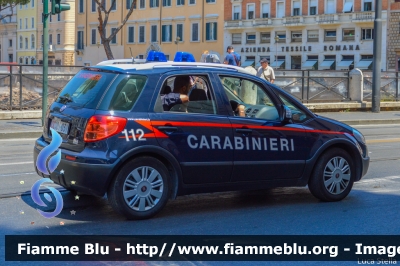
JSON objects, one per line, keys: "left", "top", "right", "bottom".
{"left": 36, "top": 0, "right": 75, "bottom": 65}
{"left": 0, "top": 5, "right": 17, "bottom": 63}
{"left": 16, "top": 0, "right": 37, "bottom": 64}
{"left": 224, "top": 0, "right": 388, "bottom": 71}
{"left": 75, "top": 0, "right": 224, "bottom": 65}
{"left": 387, "top": 0, "right": 400, "bottom": 71}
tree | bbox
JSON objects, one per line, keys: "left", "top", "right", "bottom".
{"left": 94, "top": 0, "right": 136, "bottom": 60}
{"left": 0, "top": 0, "right": 29, "bottom": 20}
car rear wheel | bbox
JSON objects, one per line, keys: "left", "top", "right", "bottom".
{"left": 108, "top": 156, "right": 170, "bottom": 220}
{"left": 308, "top": 148, "right": 354, "bottom": 202}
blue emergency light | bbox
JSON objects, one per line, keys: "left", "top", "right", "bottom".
{"left": 173, "top": 52, "right": 196, "bottom": 62}
{"left": 146, "top": 50, "right": 168, "bottom": 62}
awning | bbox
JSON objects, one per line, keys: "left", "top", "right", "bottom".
{"left": 270, "top": 60, "right": 285, "bottom": 68}
{"left": 337, "top": 60, "right": 353, "bottom": 69}
{"left": 241, "top": 60, "right": 255, "bottom": 68}
{"left": 302, "top": 60, "right": 318, "bottom": 70}
{"left": 320, "top": 60, "right": 335, "bottom": 69}
{"left": 355, "top": 60, "right": 373, "bottom": 70}
{"left": 343, "top": 2, "right": 353, "bottom": 12}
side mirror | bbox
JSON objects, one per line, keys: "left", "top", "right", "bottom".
{"left": 281, "top": 105, "right": 292, "bottom": 123}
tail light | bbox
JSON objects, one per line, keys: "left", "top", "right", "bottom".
{"left": 84, "top": 115, "right": 127, "bottom": 142}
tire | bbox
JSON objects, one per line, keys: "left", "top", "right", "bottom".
{"left": 108, "top": 156, "right": 170, "bottom": 220}
{"left": 308, "top": 148, "right": 355, "bottom": 202}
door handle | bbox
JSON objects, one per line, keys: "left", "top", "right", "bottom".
{"left": 236, "top": 128, "right": 252, "bottom": 134}
{"left": 158, "top": 126, "right": 178, "bottom": 132}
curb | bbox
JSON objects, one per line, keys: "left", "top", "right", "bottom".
{"left": 0, "top": 111, "right": 42, "bottom": 120}
{"left": 0, "top": 131, "right": 42, "bottom": 139}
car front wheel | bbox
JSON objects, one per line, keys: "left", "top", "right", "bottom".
{"left": 108, "top": 156, "right": 170, "bottom": 220}
{"left": 308, "top": 148, "right": 355, "bottom": 202}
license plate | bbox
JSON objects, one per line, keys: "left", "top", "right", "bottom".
{"left": 50, "top": 118, "right": 69, "bottom": 135}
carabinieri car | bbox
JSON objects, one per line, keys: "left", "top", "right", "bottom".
{"left": 33, "top": 52, "right": 370, "bottom": 220}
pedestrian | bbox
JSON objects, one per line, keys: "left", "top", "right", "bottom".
{"left": 256, "top": 58, "right": 275, "bottom": 83}
{"left": 223, "top": 46, "right": 241, "bottom": 66}
{"left": 200, "top": 50, "right": 209, "bottom": 63}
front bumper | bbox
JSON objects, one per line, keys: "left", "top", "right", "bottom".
{"left": 357, "top": 155, "right": 370, "bottom": 182}
{"left": 33, "top": 137, "right": 118, "bottom": 197}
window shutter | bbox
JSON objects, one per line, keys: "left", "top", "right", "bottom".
{"left": 327, "top": 0, "right": 335, "bottom": 13}
{"left": 277, "top": 2, "right": 284, "bottom": 18}
{"left": 206, "top": 23, "right": 210, "bottom": 40}
{"left": 262, "top": 3, "right": 269, "bottom": 13}
{"left": 213, "top": 23, "right": 217, "bottom": 40}
{"left": 162, "top": 25, "right": 165, "bottom": 42}
{"left": 128, "top": 27, "right": 134, "bottom": 42}
{"left": 92, "top": 29, "right": 96, "bottom": 44}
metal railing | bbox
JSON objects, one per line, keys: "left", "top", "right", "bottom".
{"left": 0, "top": 65, "right": 398, "bottom": 110}
{"left": 274, "top": 70, "right": 400, "bottom": 103}
{"left": 362, "top": 71, "right": 400, "bottom": 101}
{"left": 274, "top": 70, "right": 350, "bottom": 103}
{"left": 0, "top": 64, "right": 82, "bottom": 110}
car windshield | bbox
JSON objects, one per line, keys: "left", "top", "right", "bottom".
{"left": 56, "top": 70, "right": 116, "bottom": 109}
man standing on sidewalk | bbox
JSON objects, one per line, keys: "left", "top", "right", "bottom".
{"left": 256, "top": 58, "right": 275, "bottom": 83}
{"left": 224, "top": 46, "right": 241, "bottom": 66}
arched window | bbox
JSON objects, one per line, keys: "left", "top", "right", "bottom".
{"left": 31, "top": 57, "right": 35, "bottom": 64}
{"left": 25, "top": 57, "right": 28, "bottom": 64}
{"left": 19, "top": 36, "right": 22, "bottom": 49}
{"left": 19, "top": 57, "right": 23, "bottom": 64}
{"left": 31, "top": 35, "right": 35, "bottom": 49}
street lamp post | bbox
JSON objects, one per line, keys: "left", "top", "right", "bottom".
{"left": 174, "top": 36, "right": 181, "bottom": 52}
{"left": 274, "top": 36, "right": 279, "bottom": 69}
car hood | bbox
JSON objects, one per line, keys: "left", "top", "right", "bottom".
{"left": 306, "top": 115, "right": 355, "bottom": 134}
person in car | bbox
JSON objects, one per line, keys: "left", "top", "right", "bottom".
{"left": 162, "top": 76, "right": 191, "bottom": 111}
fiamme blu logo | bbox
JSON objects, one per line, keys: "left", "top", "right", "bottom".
{"left": 33, "top": 128, "right": 64, "bottom": 218}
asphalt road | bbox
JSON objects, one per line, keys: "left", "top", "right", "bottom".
{"left": 1, "top": 124, "right": 400, "bottom": 266}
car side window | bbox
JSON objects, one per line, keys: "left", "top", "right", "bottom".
{"left": 107, "top": 75, "right": 147, "bottom": 111}
{"left": 158, "top": 75, "right": 217, "bottom": 115}
{"left": 277, "top": 92, "right": 311, "bottom": 123}
{"left": 219, "top": 76, "right": 279, "bottom": 121}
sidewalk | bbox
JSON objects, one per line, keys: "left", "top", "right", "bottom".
{"left": 0, "top": 110, "right": 399, "bottom": 139}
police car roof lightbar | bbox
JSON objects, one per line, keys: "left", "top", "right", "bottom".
{"left": 146, "top": 50, "right": 168, "bottom": 62}
{"left": 174, "top": 52, "right": 196, "bottom": 62}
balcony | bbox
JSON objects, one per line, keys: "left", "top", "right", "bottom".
{"left": 316, "top": 14, "right": 339, "bottom": 24}
{"left": 352, "top": 12, "right": 374, "bottom": 22}
{"left": 283, "top": 17, "right": 304, "bottom": 25}
{"left": 253, "top": 18, "right": 272, "bottom": 27}
{"left": 225, "top": 20, "right": 242, "bottom": 28}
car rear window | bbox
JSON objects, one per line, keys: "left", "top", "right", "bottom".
{"left": 97, "top": 74, "right": 148, "bottom": 111}
{"left": 56, "top": 70, "right": 116, "bottom": 109}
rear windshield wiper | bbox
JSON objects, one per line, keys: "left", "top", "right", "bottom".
{"left": 58, "top": 95, "right": 73, "bottom": 103}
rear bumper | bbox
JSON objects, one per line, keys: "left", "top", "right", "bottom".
{"left": 33, "top": 137, "right": 117, "bottom": 197}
